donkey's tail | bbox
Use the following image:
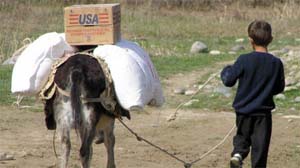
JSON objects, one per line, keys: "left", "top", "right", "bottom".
{"left": 70, "top": 68, "right": 83, "bottom": 130}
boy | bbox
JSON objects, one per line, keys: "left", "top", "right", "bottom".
{"left": 221, "top": 20, "right": 285, "bottom": 168}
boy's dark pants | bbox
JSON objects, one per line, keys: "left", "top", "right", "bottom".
{"left": 232, "top": 112, "right": 272, "bottom": 168}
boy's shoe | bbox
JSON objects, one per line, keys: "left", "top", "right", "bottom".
{"left": 230, "top": 153, "right": 243, "bottom": 168}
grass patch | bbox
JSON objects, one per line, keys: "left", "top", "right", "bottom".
{"left": 152, "top": 53, "right": 235, "bottom": 78}
{"left": 0, "top": 65, "right": 14, "bottom": 104}
{"left": 275, "top": 89, "right": 300, "bottom": 114}
{"left": 189, "top": 93, "right": 233, "bottom": 111}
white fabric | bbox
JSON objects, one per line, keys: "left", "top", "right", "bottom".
{"left": 11, "top": 32, "right": 75, "bottom": 95}
{"left": 93, "top": 40, "right": 164, "bottom": 111}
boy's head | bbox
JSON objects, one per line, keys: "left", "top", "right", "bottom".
{"left": 248, "top": 20, "right": 273, "bottom": 47}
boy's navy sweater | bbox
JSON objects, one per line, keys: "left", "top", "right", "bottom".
{"left": 221, "top": 51, "right": 285, "bottom": 115}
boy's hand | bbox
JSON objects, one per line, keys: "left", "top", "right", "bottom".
{"left": 221, "top": 65, "right": 237, "bottom": 87}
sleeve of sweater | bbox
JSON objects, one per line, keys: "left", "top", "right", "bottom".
{"left": 220, "top": 57, "right": 243, "bottom": 87}
{"left": 273, "top": 60, "right": 285, "bottom": 95}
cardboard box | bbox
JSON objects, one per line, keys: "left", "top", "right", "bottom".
{"left": 64, "top": 3, "right": 121, "bottom": 45}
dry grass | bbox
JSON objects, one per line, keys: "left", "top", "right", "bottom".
{"left": 1, "top": 0, "right": 300, "bottom": 61}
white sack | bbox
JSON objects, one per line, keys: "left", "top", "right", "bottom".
{"left": 93, "top": 40, "right": 164, "bottom": 111}
{"left": 11, "top": 32, "right": 75, "bottom": 95}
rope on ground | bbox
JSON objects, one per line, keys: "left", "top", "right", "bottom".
{"left": 189, "top": 124, "right": 235, "bottom": 165}
{"left": 167, "top": 69, "right": 222, "bottom": 122}
{"left": 117, "top": 118, "right": 187, "bottom": 165}
{"left": 118, "top": 117, "right": 235, "bottom": 168}
{"left": 118, "top": 69, "right": 237, "bottom": 167}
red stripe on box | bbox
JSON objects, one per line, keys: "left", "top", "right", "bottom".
{"left": 70, "top": 14, "right": 79, "bottom": 17}
{"left": 99, "top": 16, "right": 109, "bottom": 19}
{"left": 69, "top": 18, "right": 78, "bottom": 21}
{"left": 69, "top": 22, "right": 78, "bottom": 24}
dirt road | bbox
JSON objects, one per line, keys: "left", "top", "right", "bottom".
{"left": 0, "top": 104, "right": 300, "bottom": 168}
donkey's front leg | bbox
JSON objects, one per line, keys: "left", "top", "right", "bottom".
{"left": 103, "top": 118, "right": 116, "bottom": 168}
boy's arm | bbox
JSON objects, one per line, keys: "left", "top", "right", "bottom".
{"left": 273, "top": 61, "right": 285, "bottom": 95}
{"left": 220, "top": 58, "right": 243, "bottom": 87}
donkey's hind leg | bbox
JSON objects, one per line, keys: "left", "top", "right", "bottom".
{"left": 78, "top": 118, "right": 97, "bottom": 168}
{"left": 58, "top": 127, "right": 71, "bottom": 168}
{"left": 103, "top": 117, "right": 116, "bottom": 168}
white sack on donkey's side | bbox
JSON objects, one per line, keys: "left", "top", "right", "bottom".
{"left": 93, "top": 40, "right": 164, "bottom": 111}
{"left": 11, "top": 32, "right": 75, "bottom": 95}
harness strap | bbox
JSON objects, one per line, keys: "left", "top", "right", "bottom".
{"left": 55, "top": 84, "right": 116, "bottom": 112}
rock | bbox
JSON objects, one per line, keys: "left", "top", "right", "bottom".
{"left": 214, "top": 85, "right": 232, "bottom": 97}
{"left": 269, "top": 50, "right": 282, "bottom": 56}
{"left": 173, "top": 88, "right": 186, "bottom": 95}
{"left": 285, "top": 86, "right": 297, "bottom": 92}
{"left": 282, "top": 115, "right": 300, "bottom": 119}
{"left": 190, "top": 41, "right": 208, "bottom": 54}
{"left": 275, "top": 94, "right": 286, "bottom": 100}
{"left": 285, "top": 77, "right": 296, "bottom": 86}
{"left": 2, "top": 57, "right": 16, "bottom": 65}
{"left": 0, "top": 152, "right": 15, "bottom": 161}
{"left": 235, "top": 38, "right": 245, "bottom": 43}
{"left": 184, "top": 89, "right": 197, "bottom": 96}
{"left": 288, "top": 119, "right": 293, "bottom": 123}
{"left": 294, "top": 97, "right": 300, "bottom": 102}
{"left": 209, "top": 50, "right": 221, "bottom": 55}
{"left": 231, "top": 45, "right": 245, "bottom": 52}
{"left": 295, "top": 38, "right": 300, "bottom": 42}
{"left": 183, "top": 99, "right": 199, "bottom": 106}
{"left": 281, "top": 47, "right": 290, "bottom": 54}
{"left": 228, "top": 51, "right": 236, "bottom": 55}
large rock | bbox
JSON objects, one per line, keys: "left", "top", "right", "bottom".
{"left": 294, "top": 97, "right": 300, "bottom": 102}
{"left": 231, "top": 45, "right": 245, "bottom": 52}
{"left": 190, "top": 41, "right": 208, "bottom": 54}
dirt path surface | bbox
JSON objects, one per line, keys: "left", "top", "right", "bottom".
{"left": 1, "top": 69, "right": 300, "bottom": 168}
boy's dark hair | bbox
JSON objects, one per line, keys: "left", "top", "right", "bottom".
{"left": 248, "top": 20, "right": 272, "bottom": 47}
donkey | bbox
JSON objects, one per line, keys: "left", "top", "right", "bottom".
{"left": 44, "top": 53, "right": 129, "bottom": 168}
